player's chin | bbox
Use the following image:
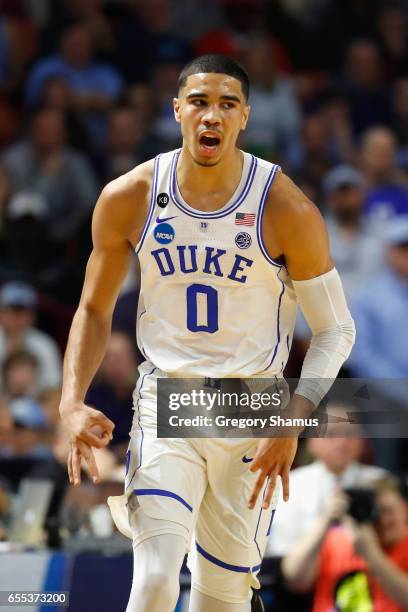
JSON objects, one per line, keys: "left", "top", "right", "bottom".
{"left": 193, "top": 145, "right": 222, "bottom": 166}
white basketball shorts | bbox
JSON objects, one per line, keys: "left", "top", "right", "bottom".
{"left": 108, "top": 360, "right": 280, "bottom": 603}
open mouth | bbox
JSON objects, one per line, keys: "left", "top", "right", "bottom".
{"left": 199, "top": 134, "right": 221, "bottom": 155}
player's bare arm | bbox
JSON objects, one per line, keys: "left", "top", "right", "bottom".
{"left": 59, "top": 160, "right": 154, "bottom": 486}
{"left": 249, "top": 172, "right": 354, "bottom": 510}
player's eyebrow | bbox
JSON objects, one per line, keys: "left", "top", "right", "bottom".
{"left": 186, "top": 92, "right": 241, "bottom": 103}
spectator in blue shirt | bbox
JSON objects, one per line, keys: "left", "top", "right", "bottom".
{"left": 360, "top": 126, "right": 408, "bottom": 223}
{"left": 348, "top": 216, "right": 408, "bottom": 473}
{"left": 350, "top": 215, "right": 408, "bottom": 380}
{"left": 25, "top": 21, "right": 124, "bottom": 146}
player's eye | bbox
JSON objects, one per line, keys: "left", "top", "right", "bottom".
{"left": 222, "top": 102, "right": 235, "bottom": 109}
{"left": 192, "top": 99, "right": 206, "bottom": 107}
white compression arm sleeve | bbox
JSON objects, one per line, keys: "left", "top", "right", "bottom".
{"left": 292, "top": 268, "right": 356, "bottom": 406}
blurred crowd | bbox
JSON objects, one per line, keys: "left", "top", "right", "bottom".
{"left": 0, "top": 0, "right": 407, "bottom": 609}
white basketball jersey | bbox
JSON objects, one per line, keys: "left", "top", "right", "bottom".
{"left": 135, "top": 149, "right": 297, "bottom": 377}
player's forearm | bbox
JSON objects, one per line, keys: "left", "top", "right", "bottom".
{"left": 282, "top": 515, "right": 330, "bottom": 592}
{"left": 366, "top": 548, "right": 408, "bottom": 609}
{"left": 61, "top": 306, "right": 112, "bottom": 409}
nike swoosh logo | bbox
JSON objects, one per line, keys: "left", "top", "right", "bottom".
{"left": 242, "top": 456, "right": 253, "bottom": 463}
{"left": 156, "top": 215, "right": 177, "bottom": 223}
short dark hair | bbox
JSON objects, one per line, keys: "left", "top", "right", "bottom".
{"left": 3, "top": 350, "right": 39, "bottom": 377}
{"left": 177, "top": 54, "right": 249, "bottom": 101}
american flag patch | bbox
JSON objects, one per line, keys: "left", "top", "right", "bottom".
{"left": 235, "top": 212, "right": 256, "bottom": 226}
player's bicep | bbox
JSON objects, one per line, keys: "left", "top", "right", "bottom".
{"left": 270, "top": 174, "right": 333, "bottom": 280}
{"left": 80, "top": 243, "right": 132, "bottom": 318}
{"left": 79, "top": 186, "right": 133, "bottom": 317}
{"left": 284, "top": 203, "right": 333, "bottom": 280}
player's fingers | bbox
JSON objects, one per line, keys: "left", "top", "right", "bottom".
{"left": 281, "top": 467, "right": 290, "bottom": 502}
{"left": 248, "top": 471, "right": 266, "bottom": 509}
{"left": 263, "top": 472, "right": 277, "bottom": 509}
{"left": 81, "top": 444, "right": 100, "bottom": 484}
{"left": 71, "top": 443, "right": 81, "bottom": 487}
{"left": 80, "top": 430, "right": 110, "bottom": 449}
{"left": 89, "top": 414, "right": 115, "bottom": 436}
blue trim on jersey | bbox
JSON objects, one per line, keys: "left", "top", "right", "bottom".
{"left": 125, "top": 449, "right": 130, "bottom": 477}
{"left": 261, "top": 278, "right": 286, "bottom": 372}
{"left": 169, "top": 150, "right": 258, "bottom": 219}
{"left": 134, "top": 488, "right": 193, "bottom": 512}
{"left": 135, "top": 155, "right": 161, "bottom": 255}
{"left": 196, "top": 542, "right": 262, "bottom": 573}
{"left": 253, "top": 479, "right": 269, "bottom": 561}
{"left": 267, "top": 508, "right": 276, "bottom": 536}
{"left": 137, "top": 310, "right": 149, "bottom": 359}
{"left": 256, "top": 164, "right": 282, "bottom": 268}
{"left": 125, "top": 366, "right": 157, "bottom": 491}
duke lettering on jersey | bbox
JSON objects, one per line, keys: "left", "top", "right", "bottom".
{"left": 151, "top": 245, "right": 254, "bottom": 283}
{"left": 135, "top": 149, "right": 297, "bottom": 377}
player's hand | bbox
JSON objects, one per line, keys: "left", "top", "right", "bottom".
{"left": 60, "top": 402, "right": 115, "bottom": 486}
{"left": 248, "top": 437, "right": 298, "bottom": 510}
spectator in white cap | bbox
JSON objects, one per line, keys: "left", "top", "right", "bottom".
{"left": 0, "top": 281, "right": 61, "bottom": 391}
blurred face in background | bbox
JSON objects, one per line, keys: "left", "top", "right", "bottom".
{"left": 137, "top": 0, "right": 172, "bottom": 32}
{"left": 308, "top": 404, "right": 364, "bottom": 475}
{"left": 378, "top": 8, "right": 407, "bottom": 58}
{"left": 108, "top": 108, "right": 144, "bottom": 154}
{"left": 360, "top": 128, "right": 396, "bottom": 179}
{"left": 39, "top": 388, "right": 61, "bottom": 430}
{"left": 0, "top": 306, "right": 34, "bottom": 336}
{"left": 388, "top": 243, "right": 408, "bottom": 281}
{"left": 308, "top": 437, "right": 363, "bottom": 475}
{"left": 244, "top": 38, "right": 276, "bottom": 88}
{"left": 41, "top": 77, "right": 72, "bottom": 110}
{"left": 375, "top": 489, "right": 408, "bottom": 547}
{"left": 3, "top": 356, "right": 38, "bottom": 397}
{"left": 329, "top": 185, "right": 365, "bottom": 224}
{"left": 127, "top": 84, "right": 155, "bottom": 124}
{"left": 61, "top": 24, "right": 93, "bottom": 67}
{"left": 346, "top": 41, "right": 383, "bottom": 89}
{"left": 174, "top": 73, "right": 250, "bottom": 166}
{"left": 393, "top": 78, "right": 408, "bottom": 122}
{"left": 31, "top": 110, "right": 66, "bottom": 155}
{"left": 302, "top": 114, "right": 328, "bottom": 155}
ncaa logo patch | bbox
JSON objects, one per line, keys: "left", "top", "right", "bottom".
{"left": 154, "top": 222, "right": 175, "bottom": 244}
{"left": 235, "top": 231, "right": 252, "bottom": 249}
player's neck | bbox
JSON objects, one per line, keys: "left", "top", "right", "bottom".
{"left": 177, "top": 146, "right": 243, "bottom": 197}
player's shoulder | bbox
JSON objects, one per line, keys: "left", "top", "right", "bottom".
{"left": 266, "top": 170, "right": 317, "bottom": 220}
{"left": 92, "top": 158, "right": 156, "bottom": 246}
{"left": 247, "top": 152, "right": 315, "bottom": 219}
{"left": 101, "top": 158, "right": 155, "bottom": 205}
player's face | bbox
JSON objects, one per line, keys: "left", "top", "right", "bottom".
{"left": 174, "top": 73, "right": 250, "bottom": 166}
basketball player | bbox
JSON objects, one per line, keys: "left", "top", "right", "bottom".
{"left": 60, "top": 55, "right": 355, "bottom": 612}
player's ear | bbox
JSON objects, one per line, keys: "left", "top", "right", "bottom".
{"left": 241, "top": 104, "right": 250, "bottom": 131}
{"left": 173, "top": 98, "right": 181, "bottom": 123}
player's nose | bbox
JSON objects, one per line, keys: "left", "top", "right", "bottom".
{"left": 202, "top": 104, "right": 221, "bottom": 125}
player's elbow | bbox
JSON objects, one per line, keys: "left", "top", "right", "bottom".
{"left": 339, "top": 316, "right": 356, "bottom": 359}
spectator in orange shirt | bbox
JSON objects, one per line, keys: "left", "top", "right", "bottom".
{"left": 282, "top": 476, "right": 408, "bottom": 611}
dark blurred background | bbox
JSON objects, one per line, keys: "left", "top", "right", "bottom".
{"left": 0, "top": 1, "right": 407, "bottom": 611}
